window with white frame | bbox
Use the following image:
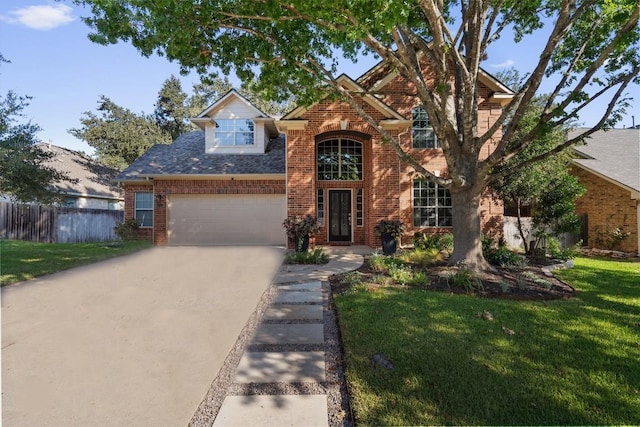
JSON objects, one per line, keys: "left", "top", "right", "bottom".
{"left": 135, "top": 192, "right": 153, "bottom": 227}
{"left": 317, "top": 139, "right": 363, "bottom": 180}
{"left": 215, "top": 119, "right": 255, "bottom": 145}
{"left": 413, "top": 180, "right": 452, "bottom": 227}
{"left": 412, "top": 106, "right": 438, "bottom": 149}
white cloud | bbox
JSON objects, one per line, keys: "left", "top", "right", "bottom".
{"left": 4, "top": 4, "right": 75, "bottom": 30}
{"left": 489, "top": 59, "right": 515, "bottom": 68}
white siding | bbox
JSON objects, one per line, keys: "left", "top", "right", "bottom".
{"left": 204, "top": 97, "right": 266, "bottom": 154}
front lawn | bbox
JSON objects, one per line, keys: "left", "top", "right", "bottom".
{"left": 0, "top": 239, "right": 152, "bottom": 286}
{"left": 334, "top": 256, "right": 640, "bottom": 425}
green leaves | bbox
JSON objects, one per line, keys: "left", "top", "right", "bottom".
{"left": 0, "top": 91, "right": 74, "bottom": 204}
{"left": 69, "top": 95, "right": 171, "bottom": 170}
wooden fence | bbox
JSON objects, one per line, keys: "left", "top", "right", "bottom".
{"left": 0, "top": 202, "right": 124, "bottom": 243}
{"left": 503, "top": 216, "right": 584, "bottom": 251}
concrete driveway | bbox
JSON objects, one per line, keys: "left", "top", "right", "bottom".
{"left": 2, "top": 246, "right": 283, "bottom": 426}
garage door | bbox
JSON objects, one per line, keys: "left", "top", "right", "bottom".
{"left": 167, "top": 194, "right": 286, "bottom": 245}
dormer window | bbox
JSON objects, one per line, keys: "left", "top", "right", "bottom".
{"left": 215, "top": 119, "right": 255, "bottom": 146}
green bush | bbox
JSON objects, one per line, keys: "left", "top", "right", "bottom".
{"left": 284, "top": 248, "right": 329, "bottom": 264}
{"left": 447, "top": 264, "right": 484, "bottom": 292}
{"left": 369, "top": 252, "right": 405, "bottom": 272}
{"left": 388, "top": 264, "right": 427, "bottom": 286}
{"left": 396, "top": 248, "right": 441, "bottom": 268}
{"left": 114, "top": 218, "right": 139, "bottom": 240}
{"left": 413, "top": 232, "right": 454, "bottom": 255}
{"left": 484, "top": 245, "right": 528, "bottom": 268}
{"left": 482, "top": 235, "right": 527, "bottom": 268}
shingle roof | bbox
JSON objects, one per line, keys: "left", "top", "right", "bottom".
{"left": 115, "top": 131, "right": 286, "bottom": 181}
{"left": 569, "top": 127, "right": 640, "bottom": 192}
{"left": 38, "top": 144, "right": 123, "bottom": 199}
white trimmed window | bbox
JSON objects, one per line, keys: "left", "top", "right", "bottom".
{"left": 135, "top": 192, "right": 153, "bottom": 227}
{"left": 317, "top": 139, "right": 363, "bottom": 181}
{"left": 413, "top": 181, "right": 452, "bottom": 227}
{"left": 215, "top": 119, "right": 255, "bottom": 145}
{"left": 412, "top": 106, "right": 438, "bottom": 149}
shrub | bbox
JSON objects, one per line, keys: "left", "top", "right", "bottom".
{"left": 482, "top": 236, "right": 527, "bottom": 268}
{"left": 114, "top": 218, "right": 139, "bottom": 240}
{"left": 546, "top": 237, "right": 581, "bottom": 260}
{"left": 397, "top": 248, "right": 441, "bottom": 268}
{"left": 369, "top": 252, "right": 405, "bottom": 272}
{"left": 447, "top": 264, "right": 484, "bottom": 292}
{"left": 413, "top": 232, "right": 453, "bottom": 256}
{"left": 388, "top": 264, "right": 427, "bottom": 286}
{"left": 284, "top": 248, "right": 329, "bottom": 264}
{"left": 595, "top": 225, "right": 631, "bottom": 250}
{"left": 369, "top": 252, "right": 388, "bottom": 272}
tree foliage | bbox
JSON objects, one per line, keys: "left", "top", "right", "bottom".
{"left": 70, "top": 96, "right": 171, "bottom": 170}
{"left": 72, "top": 75, "right": 292, "bottom": 170}
{"left": 490, "top": 69, "right": 586, "bottom": 253}
{"left": 188, "top": 77, "right": 294, "bottom": 117}
{"left": 154, "top": 75, "right": 191, "bottom": 140}
{"left": 76, "top": 0, "right": 639, "bottom": 268}
{"left": 0, "top": 91, "right": 75, "bottom": 204}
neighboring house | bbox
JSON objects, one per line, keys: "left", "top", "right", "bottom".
{"left": 115, "top": 60, "right": 511, "bottom": 247}
{"left": 569, "top": 127, "right": 640, "bottom": 254}
{"left": 1, "top": 144, "right": 124, "bottom": 210}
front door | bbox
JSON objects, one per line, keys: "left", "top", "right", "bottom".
{"left": 329, "top": 190, "right": 351, "bottom": 242}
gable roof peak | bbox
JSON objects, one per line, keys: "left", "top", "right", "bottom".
{"left": 194, "top": 88, "right": 270, "bottom": 119}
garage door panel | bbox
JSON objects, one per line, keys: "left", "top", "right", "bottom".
{"left": 167, "top": 194, "right": 286, "bottom": 245}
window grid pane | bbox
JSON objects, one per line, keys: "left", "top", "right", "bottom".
{"left": 135, "top": 192, "right": 153, "bottom": 228}
{"left": 413, "top": 181, "right": 452, "bottom": 228}
{"left": 317, "top": 189, "right": 325, "bottom": 226}
{"left": 317, "top": 139, "right": 362, "bottom": 181}
{"left": 356, "top": 188, "right": 363, "bottom": 227}
{"left": 215, "top": 119, "right": 254, "bottom": 146}
{"left": 412, "top": 106, "right": 438, "bottom": 149}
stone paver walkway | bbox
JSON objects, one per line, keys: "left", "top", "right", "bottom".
{"left": 193, "top": 246, "right": 371, "bottom": 427}
{"left": 213, "top": 280, "right": 329, "bottom": 426}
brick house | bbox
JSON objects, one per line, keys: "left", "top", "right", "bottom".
{"left": 115, "top": 62, "right": 512, "bottom": 247}
{"left": 569, "top": 128, "right": 640, "bottom": 254}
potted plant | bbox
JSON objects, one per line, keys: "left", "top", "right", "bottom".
{"left": 374, "top": 219, "right": 404, "bottom": 255}
{"left": 283, "top": 215, "right": 320, "bottom": 252}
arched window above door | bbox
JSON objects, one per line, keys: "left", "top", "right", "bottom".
{"left": 317, "top": 139, "right": 363, "bottom": 181}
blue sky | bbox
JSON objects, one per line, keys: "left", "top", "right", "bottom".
{"left": 1, "top": 1, "right": 638, "bottom": 155}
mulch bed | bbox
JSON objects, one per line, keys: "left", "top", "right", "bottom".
{"left": 330, "top": 256, "right": 576, "bottom": 300}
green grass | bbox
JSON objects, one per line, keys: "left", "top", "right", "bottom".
{"left": 335, "top": 256, "right": 640, "bottom": 425}
{"left": 1, "top": 239, "right": 153, "bottom": 286}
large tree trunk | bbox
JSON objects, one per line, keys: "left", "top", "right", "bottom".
{"left": 448, "top": 188, "right": 491, "bottom": 270}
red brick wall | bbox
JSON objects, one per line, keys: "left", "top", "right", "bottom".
{"left": 286, "top": 72, "right": 504, "bottom": 248}
{"left": 123, "top": 179, "right": 286, "bottom": 245}
{"left": 123, "top": 184, "right": 154, "bottom": 241}
{"left": 572, "top": 166, "right": 639, "bottom": 253}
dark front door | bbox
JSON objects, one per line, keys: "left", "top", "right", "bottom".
{"left": 329, "top": 190, "right": 351, "bottom": 242}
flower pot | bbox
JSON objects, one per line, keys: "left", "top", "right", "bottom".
{"left": 381, "top": 232, "right": 397, "bottom": 255}
{"left": 295, "top": 234, "right": 310, "bottom": 252}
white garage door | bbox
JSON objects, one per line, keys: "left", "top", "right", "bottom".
{"left": 167, "top": 194, "right": 286, "bottom": 245}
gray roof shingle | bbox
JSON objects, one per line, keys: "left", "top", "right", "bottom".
{"left": 38, "top": 144, "right": 123, "bottom": 199}
{"left": 569, "top": 127, "right": 640, "bottom": 192}
{"left": 115, "top": 131, "right": 285, "bottom": 181}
